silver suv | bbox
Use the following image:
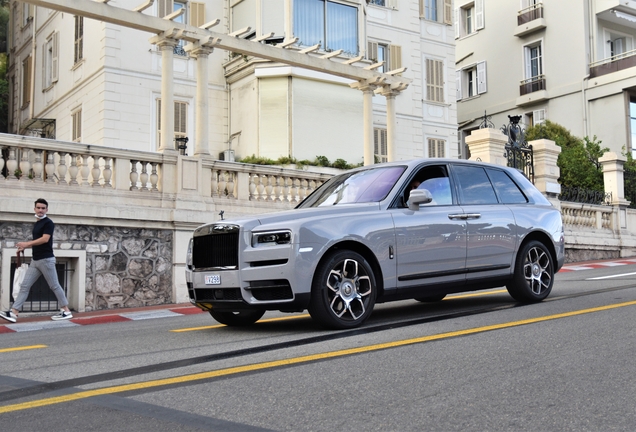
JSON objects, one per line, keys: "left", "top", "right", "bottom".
{"left": 186, "top": 159, "right": 565, "bottom": 329}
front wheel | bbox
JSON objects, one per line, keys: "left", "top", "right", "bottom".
{"left": 209, "top": 309, "right": 265, "bottom": 326}
{"left": 506, "top": 240, "right": 554, "bottom": 303}
{"left": 308, "top": 250, "right": 377, "bottom": 329}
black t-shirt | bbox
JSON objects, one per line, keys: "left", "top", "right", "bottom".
{"left": 32, "top": 217, "right": 55, "bottom": 261}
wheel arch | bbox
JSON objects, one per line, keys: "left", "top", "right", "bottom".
{"left": 517, "top": 231, "right": 557, "bottom": 268}
{"left": 313, "top": 240, "right": 385, "bottom": 297}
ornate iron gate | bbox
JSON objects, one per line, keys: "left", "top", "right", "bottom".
{"left": 501, "top": 115, "right": 534, "bottom": 183}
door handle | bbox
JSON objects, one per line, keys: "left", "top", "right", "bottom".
{"left": 448, "top": 213, "right": 481, "bottom": 220}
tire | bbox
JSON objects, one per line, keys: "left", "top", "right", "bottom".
{"left": 209, "top": 309, "right": 265, "bottom": 326}
{"left": 506, "top": 240, "right": 554, "bottom": 303}
{"left": 415, "top": 294, "right": 446, "bottom": 302}
{"left": 308, "top": 250, "right": 377, "bottom": 329}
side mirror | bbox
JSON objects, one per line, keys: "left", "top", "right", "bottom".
{"left": 408, "top": 189, "right": 433, "bottom": 210}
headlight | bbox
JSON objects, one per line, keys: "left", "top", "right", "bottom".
{"left": 252, "top": 230, "right": 292, "bottom": 247}
{"left": 186, "top": 237, "right": 193, "bottom": 268}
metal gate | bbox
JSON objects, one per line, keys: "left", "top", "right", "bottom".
{"left": 10, "top": 258, "right": 69, "bottom": 312}
{"left": 501, "top": 115, "right": 534, "bottom": 183}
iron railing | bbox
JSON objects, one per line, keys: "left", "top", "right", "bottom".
{"left": 517, "top": 4, "right": 543, "bottom": 25}
{"left": 501, "top": 115, "right": 534, "bottom": 183}
{"left": 520, "top": 75, "right": 546, "bottom": 96}
{"left": 559, "top": 186, "right": 611, "bottom": 206}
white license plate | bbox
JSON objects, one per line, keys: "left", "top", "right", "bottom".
{"left": 205, "top": 274, "right": 221, "bottom": 285}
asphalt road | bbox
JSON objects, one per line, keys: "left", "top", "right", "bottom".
{"left": 1, "top": 262, "right": 635, "bottom": 431}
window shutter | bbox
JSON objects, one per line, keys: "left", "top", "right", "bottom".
{"left": 456, "top": 70, "right": 462, "bottom": 101}
{"left": 42, "top": 44, "right": 46, "bottom": 88}
{"left": 419, "top": 0, "right": 424, "bottom": 17}
{"left": 52, "top": 32, "right": 59, "bottom": 83}
{"left": 367, "top": 41, "right": 378, "bottom": 62}
{"left": 443, "top": 0, "right": 452, "bottom": 25}
{"left": 476, "top": 61, "right": 487, "bottom": 94}
{"left": 454, "top": 8, "right": 460, "bottom": 38}
{"left": 28, "top": 4, "right": 34, "bottom": 20}
{"left": 190, "top": 2, "right": 205, "bottom": 27}
{"left": 175, "top": 101, "right": 187, "bottom": 135}
{"left": 158, "top": 0, "right": 172, "bottom": 18}
{"left": 475, "top": 0, "right": 484, "bottom": 30}
{"left": 533, "top": 109, "right": 546, "bottom": 125}
{"left": 387, "top": 0, "right": 398, "bottom": 9}
{"left": 390, "top": 44, "right": 402, "bottom": 71}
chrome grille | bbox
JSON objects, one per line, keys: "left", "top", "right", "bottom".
{"left": 193, "top": 230, "right": 239, "bottom": 269}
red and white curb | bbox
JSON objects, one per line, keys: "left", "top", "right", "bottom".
{"left": 0, "top": 306, "right": 204, "bottom": 334}
{"left": 559, "top": 258, "right": 636, "bottom": 272}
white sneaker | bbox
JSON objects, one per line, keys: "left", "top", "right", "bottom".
{"left": 51, "top": 310, "right": 73, "bottom": 321}
{"left": 0, "top": 311, "right": 17, "bottom": 323}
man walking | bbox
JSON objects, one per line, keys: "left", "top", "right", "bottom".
{"left": 1, "top": 198, "right": 73, "bottom": 323}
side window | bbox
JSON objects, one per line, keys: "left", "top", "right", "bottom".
{"left": 405, "top": 165, "right": 452, "bottom": 206}
{"left": 486, "top": 168, "right": 528, "bottom": 204}
{"left": 454, "top": 165, "right": 498, "bottom": 205}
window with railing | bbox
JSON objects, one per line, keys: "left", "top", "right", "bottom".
{"left": 521, "top": 42, "right": 544, "bottom": 95}
{"left": 517, "top": 0, "right": 543, "bottom": 26}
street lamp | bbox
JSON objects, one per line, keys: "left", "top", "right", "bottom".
{"left": 175, "top": 137, "right": 189, "bottom": 155}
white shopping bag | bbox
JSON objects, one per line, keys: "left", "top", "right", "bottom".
{"left": 12, "top": 251, "right": 28, "bottom": 299}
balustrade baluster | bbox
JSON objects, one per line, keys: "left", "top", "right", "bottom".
{"left": 226, "top": 172, "right": 235, "bottom": 198}
{"left": 103, "top": 157, "right": 113, "bottom": 188}
{"left": 91, "top": 157, "right": 102, "bottom": 187}
{"left": 0, "top": 146, "right": 5, "bottom": 179}
{"left": 56, "top": 152, "right": 68, "bottom": 185}
{"left": 32, "top": 150, "right": 44, "bottom": 182}
{"left": 19, "top": 149, "right": 31, "bottom": 180}
{"left": 291, "top": 178, "right": 300, "bottom": 202}
{"left": 265, "top": 175, "right": 274, "bottom": 201}
{"left": 6, "top": 148, "right": 18, "bottom": 180}
{"left": 256, "top": 174, "right": 265, "bottom": 201}
{"left": 274, "top": 176, "right": 283, "bottom": 202}
{"left": 284, "top": 176, "right": 292, "bottom": 202}
{"left": 80, "top": 155, "right": 91, "bottom": 186}
{"left": 218, "top": 171, "right": 227, "bottom": 197}
{"left": 139, "top": 162, "right": 149, "bottom": 191}
{"left": 248, "top": 173, "right": 257, "bottom": 200}
{"left": 68, "top": 154, "right": 80, "bottom": 186}
{"left": 129, "top": 160, "right": 139, "bottom": 191}
{"left": 299, "top": 179, "right": 308, "bottom": 201}
{"left": 150, "top": 162, "right": 159, "bottom": 192}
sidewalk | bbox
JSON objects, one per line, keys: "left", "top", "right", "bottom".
{"left": 3, "top": 256, "right": 636, "bottom": 334}
{"left": 0, "top": 303, "right": 204, "bottom": 334}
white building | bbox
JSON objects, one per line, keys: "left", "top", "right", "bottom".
{"left": 8, "top": 0, "right": 458, "bottom": 165}
{"left": 455, "top": 0, "right": 636, "bottom": 158}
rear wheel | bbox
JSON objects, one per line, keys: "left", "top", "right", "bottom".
{"left": 506, "top": 240, "right": 554, "bottom": 302}
{"left": 308, "top": 250, "right": 377, "bottom": 329}
{"left": 209, "top": 309, "right": 265, "bottom": 326}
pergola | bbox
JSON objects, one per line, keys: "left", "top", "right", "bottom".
{"left": 22, "top": 0, "right": 411, "bottom": 165}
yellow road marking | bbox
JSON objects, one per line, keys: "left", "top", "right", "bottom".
{"left": 171, "top": 314, "right": 312, "bottom": 332}
{"left": 172, "top": 290, "right": 508, "bottom": 333}
{"left": 0, "top": 345, "right": 47, "bottom": 354}
{"left": 2, "top": 300, "right": 635, "bottom": 414}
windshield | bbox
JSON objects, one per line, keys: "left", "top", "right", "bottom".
{"left": 298, "top": 166, "right": 406, "bottom": 208}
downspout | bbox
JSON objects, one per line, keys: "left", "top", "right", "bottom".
{"left": 583, "top": 0, "right": 594, "bottom": 138}
{"left": 29, "top": 5, "right": 37, "bottom": 121}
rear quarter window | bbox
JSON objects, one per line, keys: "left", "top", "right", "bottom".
{"left": 486, "top": 168, "right": 528, "bottom": 204}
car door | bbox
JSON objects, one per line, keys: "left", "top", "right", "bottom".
{"left": 392, "top": 164, "right": 467, "bottom": 289}
{"left": 451, "top": 164, "right": 518, "bottom": 282}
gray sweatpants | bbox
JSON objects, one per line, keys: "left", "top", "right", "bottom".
{"left": 13, "top": 257, "right": 69, "bottom": 310}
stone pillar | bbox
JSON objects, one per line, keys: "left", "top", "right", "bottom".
{"left": 350, "top": 81, "right": 377, "bottom": 166}
{"left": 529, "top": 138, "right": 561, "bottom": 196}
{"left": 150, "top": 34, "right": 179, "bottom": 154}
{"left": 377, "top": 86, "right": 400, "bottom": 162}
{"left": 185, "top": 43, "right": 214, "bottom": 156}
{"left": 600, "top": 152, "right": 630, "bottom": 206}
{"left": 465, "top": 128, "right": 508, "bottom": 166}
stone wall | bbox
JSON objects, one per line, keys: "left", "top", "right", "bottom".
{"left": 0, "top": 222, "right": 172, "bottom": 311}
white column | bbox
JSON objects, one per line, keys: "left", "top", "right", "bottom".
{"left": 186, "top": 44, "right": 214, "bottom": 156}
{"left": 350, "top": 81, "right": 377, "bottom": 166}
{"left": 377, "top": 86, "right": 400, "bottom": 162}
{"left": 150, "top": 35, "right": 179, "bottom": 154}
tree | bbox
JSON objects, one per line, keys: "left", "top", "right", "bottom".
{"left": 526, "top": 120, "right": 608, "bottom": 191}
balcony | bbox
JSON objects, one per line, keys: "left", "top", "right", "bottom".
{"left": 596, "top": 3, "right": 636, "bottom": 30}
{"left": 590, "top": 49, "right": 636, "bottom": 78}
{"left": 514, "top": 4, "right": 546, "bottom": 37}
{"left": 516, "top": 75, "right": 548, "bottom": 106}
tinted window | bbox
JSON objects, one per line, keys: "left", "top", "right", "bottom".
{"left": 486, "top": 169, "right": 528, "bottom": 204}
{"left": 299, "top": 166, "right": 406, "bottom": 207}
{"left": 454, "top": 165, "right": 498, "bottom": 205}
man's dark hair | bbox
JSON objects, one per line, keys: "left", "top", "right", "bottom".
{"left": 35, "top": 198, "right": 48, "bottom": 208}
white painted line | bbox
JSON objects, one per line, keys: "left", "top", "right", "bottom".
{"left": 597, "top": 262, "right": 627, "bottom": 267}
{"left": 562, "top": 266, "right": 594, "bottom": 271}
{"left": 120, "top": 310, "right": 182, "bottom": 320}
{"left": 586, "top": 271, "right": 636, "bottom": 280}
{"left": 9, "top": 321, "right": 79, "bottom": 332}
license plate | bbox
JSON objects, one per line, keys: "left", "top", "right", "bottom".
{"left": 205, "top": 274, "right": 221, "bottom": 285}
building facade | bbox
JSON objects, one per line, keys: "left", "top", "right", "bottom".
{"left": 455, "top": 0, "right": 636, "bottom": 158}
{"left": 7, "top": 0, "right": 458, "bottom": 165}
